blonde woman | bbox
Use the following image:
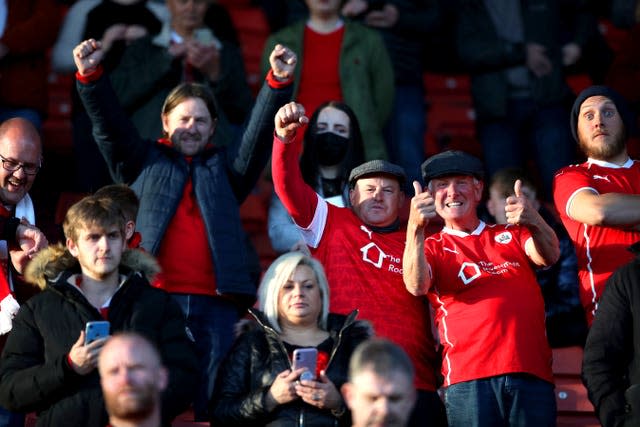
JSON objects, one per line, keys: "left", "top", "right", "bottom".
{"left": 211, "top": 252, "right": 372, "bottom": 426}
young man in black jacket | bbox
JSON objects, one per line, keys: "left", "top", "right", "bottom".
{"left": 0, "top": 195, "right": 197, "bottom": 427}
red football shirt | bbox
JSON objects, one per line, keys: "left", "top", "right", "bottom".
{"left": 553, "top": 158, "right": 640, "bottom": 324}
{"left": 272, "top": 134, "right": 438, "bottom": 391}
{"left": 425, "top": 222, "right": 553, "bottom": 386}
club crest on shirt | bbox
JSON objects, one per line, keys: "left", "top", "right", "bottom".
{"left": 458, "top": 262, "right": 481, "bottom": 285}
{"left": 360, "top": 242, "right": 387, "bottom": 268}
{"left": 358, "top": 226, "right": 403, "bottom": 274}
{"left": 495, "top": 231, "right": 512, "bottom": 244}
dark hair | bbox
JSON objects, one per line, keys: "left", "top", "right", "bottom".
{"left": 94, "top": 184, "right": 140, "bottom": 222}
{"left": 161, "top": 82, "right": 218, "bottom": 122}
{"left": 299, "top": 101, "right": 365, "bottom": 194}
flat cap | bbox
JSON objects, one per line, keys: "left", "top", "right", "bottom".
{"left": 348, "top": 160, "right": 407, "bottom": 188}
{"left": 421, "top": 150, "right": 484, "bottom": 183}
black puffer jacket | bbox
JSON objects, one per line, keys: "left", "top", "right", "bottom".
{"left": 211, "top": 309, "right": 372, "bottom": 427}
{"left": 0, "top": 244, "right": 198, "bottom": 427}
{"left": 583, "top": 242, "right": 640, "bottom": 427}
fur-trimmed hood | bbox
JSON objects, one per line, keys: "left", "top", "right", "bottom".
{"left": 23, "top": 243, "right": 161, "bottom": 290}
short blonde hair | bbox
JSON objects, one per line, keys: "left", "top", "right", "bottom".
{"left": 258, "top": 252, "right": 330, "bottom": 333}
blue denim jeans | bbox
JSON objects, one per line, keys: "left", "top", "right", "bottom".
{"left": 477, "top": 98, "right": 575, "bottom": 201}
{"left": 444, "top": 375, "right": 556, "bottom": 427}
{"left": 171, "top": 294, "right": 239, "bottom": 421}
{"left": 385, "top": 84, "right": 427, "bottom": 186}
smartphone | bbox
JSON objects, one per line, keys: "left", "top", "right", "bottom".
{"left": 84, "top": 320, "right": 110, "bottom": 345}
{"left": 292, "top": 347, "right": 317, "bottom": 381}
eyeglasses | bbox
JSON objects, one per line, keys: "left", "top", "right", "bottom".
{"left": 0, "top": 154, "right": 40, "bottom": 176}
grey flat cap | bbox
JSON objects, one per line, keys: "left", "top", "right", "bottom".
{"left": 348, "top": 160, "right": 407, "bottom": 188}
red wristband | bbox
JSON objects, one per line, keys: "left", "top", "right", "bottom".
{"left": 266, "top": 69, "right": 293, "bottom": 89}
{"left": 75, "top": 64, "right": 104, "bottom": 84}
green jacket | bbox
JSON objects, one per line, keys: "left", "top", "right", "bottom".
{"left": 261, "top": 20, "right": 394, "bottom": 161}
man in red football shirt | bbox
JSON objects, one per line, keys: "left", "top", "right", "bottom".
{"left": 404, "top": 149, "right": 559, "bottom": 427}
{"left": 272, "top": 102, "right": 446, "bottom": 427}
{"left": 553, "top": 85, "right": 640, "bottom": 325}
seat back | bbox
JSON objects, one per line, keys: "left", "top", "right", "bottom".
{"left": 552, "top": 346, "right": 600, "bottom": 427}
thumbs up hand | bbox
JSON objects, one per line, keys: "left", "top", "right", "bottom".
{"left": 408, "top": 181, "right": 437, "bottom": 229}
{"left": 505, "top": 179, "right": 535, "bottom": 226}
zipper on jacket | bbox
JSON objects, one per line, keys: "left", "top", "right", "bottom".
{"left": 249, "top": 310, "right": 294, "bottom": 368}
{"left": 325, "top": 309, "right": 359, "bottom": 372}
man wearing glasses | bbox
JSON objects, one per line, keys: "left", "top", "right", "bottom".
{"left": 0, "top": 117, "right": 47, "bottom": 427}
{"left": 0, "top": 118, "right": 41, "bottom": 203}
{"left": 0, "top": 116, "right": 43, "bottom": 290}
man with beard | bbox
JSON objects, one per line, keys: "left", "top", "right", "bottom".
{"left": 73, "top": 37, "right": 296, "bottom": 421}
{"left": 99, "top": 333, "right": 167, "bottom": 427}
{"left": 341, "top": 339, "right": 416, "bottom": 427}
{"left": 553, "top": 85, "right": 640, "bottom": 325}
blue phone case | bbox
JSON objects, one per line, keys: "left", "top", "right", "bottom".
{"left": 84, "top": 321, "right": 110, "bottom": 344}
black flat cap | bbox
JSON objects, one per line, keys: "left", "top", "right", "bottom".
{"left": 348, "top": 160, "right": 407, "bottom": 188}
{"left": 421, "top": 150, "right": 484, "bottom": 183}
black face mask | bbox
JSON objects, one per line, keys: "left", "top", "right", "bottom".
{"left": 314, "top": 132, "right": 349, "bottom": 166}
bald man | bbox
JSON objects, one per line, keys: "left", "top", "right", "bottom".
{"left": 0, "top": 117, "right": 44, "bottom": 268}
{"left": 0, "top": 117, "right": 45, "bottom": 310}
{"left": 98, "top": 333, "right": 168, "bottom": 427}
{"left": 0, "top": 118, "right": 41, "bottom": 208}
{"left": 0, "top": 117, "right": 46, "bottom": 427}
{"left": 0, "top": 118, "right": 47, "bottom": 320}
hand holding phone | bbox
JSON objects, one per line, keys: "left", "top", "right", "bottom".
{"left": 84, "top": 320, "right": 110, "bottom": 345}
{"left": 292, "top": 348, "right": 317, "bottom": 381}
{"left": 69, "top": 322, "right": 110, "bottom": 375}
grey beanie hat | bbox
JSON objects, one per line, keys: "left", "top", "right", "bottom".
{"left": 570, "top": 85, "right": 633, "bottom": 142}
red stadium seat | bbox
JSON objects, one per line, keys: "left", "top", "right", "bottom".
{"left": 423, "top": 72, "right": 479, "bottom": 158}
{"left": 552, "top": 346, "right": 600, "bottom": 427}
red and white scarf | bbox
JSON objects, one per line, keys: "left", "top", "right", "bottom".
{"left": 0, "top": 195, "right": 35, "bottom": 334}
